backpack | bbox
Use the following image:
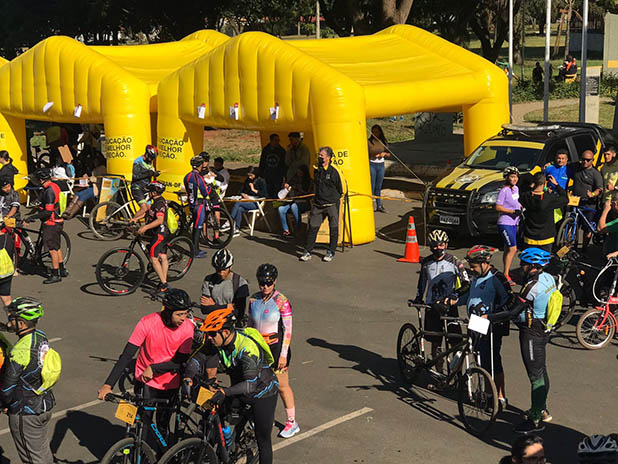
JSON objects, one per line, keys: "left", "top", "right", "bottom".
{"left": 0, "top": 234, "right": 14, "bottom": 279}
{"left": 35, "top": 344, "right": 62, "bottom": 394}
{"left": 241, "top": 328, "right": 275, "bottom": 367}
{"left": 167, "top": 207, "right": 179, "bottom": 234}
{"left": 545, "top": 289, "right": 563, "bottom": 331}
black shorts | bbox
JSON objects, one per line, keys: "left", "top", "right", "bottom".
{"left": 148, "top": 233, "right": 169, "bottom": 258}
{"left": 269, "top": 340, "right": 291, "bottom": 369}
{"left": 0, "top": 276, "right": 12, "bottom": 296}
{"left": 42, "top": 223, "right": 63, "bottom": 251}
{"left": 131, "top": 186, "right": 147, "bottom": 205}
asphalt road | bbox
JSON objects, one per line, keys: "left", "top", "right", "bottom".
{"left": 0, "top": 198, "right": 616, "bottom": 464}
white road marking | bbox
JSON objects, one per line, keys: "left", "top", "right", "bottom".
{"left": 48, "top": 337, "right": 62, "bottom": 343}
{"left": 0, "top": 399, "right": 102, "bottom": 436}
{"left": 301, "top": 360, "right": 313, "bottom": 365}
{"left": 273, "top": 407, "right": 373, "bottom": 451}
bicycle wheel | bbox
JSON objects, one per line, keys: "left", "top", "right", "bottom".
{"left": 592, "top": 262, "right": 618, "bottom": 304}
{"left": 96, "top": 248, "right": 146, "bottom": 295}
{"left": 576, "top": 308, "right": 617, "bottom": 350}
{"left": 157, "top": 437, "right": 217, "bottom": 464}
{"left": 234, "top": 416, "right": 259, "bottom": 464}
{"left": 554, "top": 281, "right": 577, "bottom": 329}
{"left": 556, "top": 217, "right": 577, "bottom": 250}
{"left": 457, "top": 366, "right": 498, "bottom": 436}
{"left": 167, "top": 236, "right": 194, "bottom": 282}
{"left": 100, "top": 437, "right": 156, "bottom": 464}
{"left": 168, "top": 201, "right": 188, "bottom": 236}
{"left": 204, "top": 208, "right": 233, "bottom": 249}
{"left": 396, "top": 323, "right": 424, "bottom": 383}
{"left": 90, "top": 201, "right": 130, "bottom": 241}
{"left": 40, "top": 230, "right": 71, "bottom": 267}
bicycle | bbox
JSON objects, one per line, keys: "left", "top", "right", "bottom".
{"left": 101, "top": 391, "right": 198, "bottom": 464}
{"left": 14, "top": 220, "right": 71, "bottom": 273}
{"left": 157, "top": 392, "right": 259, "bottom": 464}
{"left": 168, "top": 190, "right": 234, "bottom": 249}
{"left": 89, "top": 176, "right": 141, "bottom": 241}
{"left": 555, "top": 203, "right": 606, "bottom": 250}
{"left": 396, "top": 302, "right": 499, "bottom": 435}
{"left": 575, "top": 257, "right": 618, "bottom": 349}
{"left": 95, "top": 226, "right": 194, "bottom": 295}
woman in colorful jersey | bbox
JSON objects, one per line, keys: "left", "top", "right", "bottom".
{"left": 248, "top": 263, "right": 299, "bottom": 438}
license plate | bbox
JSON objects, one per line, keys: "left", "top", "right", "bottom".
{"left": 439, "top": 215, "right": 460, "bottom": 225}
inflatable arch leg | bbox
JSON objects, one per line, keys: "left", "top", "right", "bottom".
{"left": 103, "top": 113, "right": 152, "bottom": 178}
{"left": 462, "top": 99, "right": 510, "bottom": 156}
{"left": 0, "top": 113, "right": 27, "bottom": 191}
{"left": 157, "top": 115, "right": 202, "bottom": 192}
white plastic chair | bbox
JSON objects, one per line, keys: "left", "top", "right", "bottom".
{"left": 242, "top": 199, "right": 271, "bottom": 236}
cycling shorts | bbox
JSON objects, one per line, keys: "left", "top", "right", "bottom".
{"left": 476, "top": 332, "right": 504, "bottom": 375}
{"left": 131, "top": 186, "right": 148, "bottom": 205}
{"left": 268, "top": 338, "right": 291, "bottom": 369}
{"left": 149, "top": 233, "right": 169, "bottom": 258}
{"left": 42, "top": 223, "right": 63, "bottom": 251}
{"left": 498, "top": 225, "right": 517, "bottom": 248}
{"left": 192, "top": 204, "right": 208, "bottom": 229}
{"left": 0, "top": 276, "right": 12, "bottom": 296}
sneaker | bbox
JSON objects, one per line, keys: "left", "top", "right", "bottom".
{"left": 322, "top": 251, "right": 334, "bottom": 262}
{"left": 498, "top": 397, "right": 509, "bottom": 411}
{"left": 59, "top": 266, "right": 69, "bottom": 278}
{"left": 279, "top": 420, "right": 300, "bottom": 438}
{"left": 194, "top": 250, "right": 207, "bottom": 259}
{"left": 233, "top": 229, "right": 241, "bottom": 237}
{"left": 524, "top": 409, "right": 552, "bottom": 423}
{"left": 158, "top": 283, "right": 169, "bottom": 293}
{"left": 376, "top": 206, "right": 386, "bottom": 213}
{"left": 282, "top": 230, "right": 292, "bottom": 239}
{"left": 514, "top": 418, "right": 545, "bottom": 434}
{"left": 220, "top": 222, "right": 231, "bottom": 232}
{"left": 43, "top": 272, "right": 61, "bottom": 285}
{"left": 299, "top": 252, "right": 311, "bottom": 262}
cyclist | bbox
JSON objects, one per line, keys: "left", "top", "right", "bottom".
{"left": 249, "top": 264, "right": 299, "bottom": 438}
{"left": 496, "top": 166, "right": 522, "bottom": 284}
{"left": 97, "top": 288, "right": 194, "bottom": 438}
{"left": 191, "top": 307, "right": 278, "bottom": 464}
{"left": 0, "top": 297, "right": 55, "bottom": 464}
{"left": 485, "top": 248, "right": 555, "bottom": 433}
{"left": 23, "top": 169, "right": 67, "bottom": 284}
{"left": 499, "top": 435, "right": 545, "bottom": 464}
{"left": 413, "top": 229, "right": 469, "bottom": 371}
{"left": 183, "top": 153, "right": 221, "bottom": 258}
{"left": 131, "top": 145, "right": 160, "bottom": 217}
{"left": 455, "top": 245, "right": 511, "bottom": 408}
{"left": 577, "top": 434, "right": 618, "bottom": 464}
{"left": 130, "top": 181, "right": 170, "bottom": 293}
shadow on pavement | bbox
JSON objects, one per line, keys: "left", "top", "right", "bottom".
{"left": 79, "top": 283, "right": 115, "bottom": 297}
{"left": 307, "top": 336, "right": 588, "bottom": 461}
{"left": 245, "top": 234, "right": 302, "bottom": 258}
{"left": 376, "top": 209, "right": 424, "bottom": 245}
{"left": 51, "top": 410, "right": 125, "bottom": 462}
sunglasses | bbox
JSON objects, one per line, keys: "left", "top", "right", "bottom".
{"left": 205, "top": 331, "right": 219, "bottom": 338}
{"left": 258, "top": 280, "right": 275, "bottom": 287}
{"left": 582, "top": 158, "right": 594, "bottom": 162}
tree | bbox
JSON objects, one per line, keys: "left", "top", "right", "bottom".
{"left": 468, "top": 0, "right": 523, "bottom": 63}
{"left": 318, "top": 0, "right": 415, "bottom": 36}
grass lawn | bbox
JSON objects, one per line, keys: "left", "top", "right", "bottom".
{"left": 203, "top": 128, "right": 262, "bottom": 165}
{"left": 523, "top": 101, "right": 616, "bottom": 127}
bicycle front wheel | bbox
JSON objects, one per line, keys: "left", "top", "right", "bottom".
{"left": 96, "top": 248, "right": 146, "bottom": 295}
{"left": 457, "top": 366, "right": 498, "bottom": 436}
{"left": 396, "top": 323, "right": 423, "bottom": 384}
{"left": 167, "top": 236, "right": 194, "bottom": 282}
{"left": 556, "top": 217, "right": 577, "bottom": 250}
{"left": 40, "top": 230, "right": 71, "bottom": 266}
{"left": 157, "top": 437, "right": 217, "bottom": 464}
{"left": 576, "top": 308, "right": 617, "bottom": 349}
{"left": 90, "top": 201, "right": 129, "bottom": 241}
{"left": 204, "top": 208, "right": 233, "bottom": 249}
{"left": 100, "top": 437, "right": 156, "bottom": 464}
{"left": 234, "top": 416, "right": 260, "bottom": 464}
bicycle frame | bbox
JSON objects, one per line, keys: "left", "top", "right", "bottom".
{"left": 563, "top": 205, "right": 599, "bottom": 243}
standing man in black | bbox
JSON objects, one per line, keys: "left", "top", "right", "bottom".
{"left": 569, "top": 149, "right": 603, "bottom": 251}
{"left": 299, "top": 147, "right": 342, "bottom": 263}
{"left": 259, "top": 134, "right": 286, "bottom": 198}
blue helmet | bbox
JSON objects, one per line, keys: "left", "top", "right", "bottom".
{"left": 519, "top": 247, "right": 551, "bottom": 266}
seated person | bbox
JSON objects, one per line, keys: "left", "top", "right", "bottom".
{"left": 277, "top": 165, "right": 312, "bottom": 238}
{"left": 558, "top": 55, "right": 577, "bottom": 81}
{"left": 63, "top": 153, "right": 107, "bottom": 219}
{"left": 212, "top": 157, "right": 230, "bottom": 196}
{"left": 229, "top": 167, "right": 268, "bottom": 236}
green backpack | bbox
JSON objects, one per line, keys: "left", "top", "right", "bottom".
{"left": 545, "top": 289, "right": 563, "bottom": 331}
{"left": 36, "top": 345, "right": 62, "bottom": 394}
{"left": 166, "top": 206, "right": 179, "bottom": 234}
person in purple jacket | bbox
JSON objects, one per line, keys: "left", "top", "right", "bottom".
{"left": 496, "top": 167, "right": 522, "bottom": 285}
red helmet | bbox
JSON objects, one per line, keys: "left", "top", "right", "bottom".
{"left": 146, "top": 181, "right": 166, "bottom": 195}
{"left": 465, "top": 245, "right": 495, "bottom": 264}
{"left": 145, "top": 145, "right": 158, "bottom": 159}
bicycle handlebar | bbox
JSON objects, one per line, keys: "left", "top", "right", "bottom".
{"left": 407, "top": 300, "right": 431, "bottom": 308}
{"left": 104, "top": 392, "right": 171, "bottom": 406}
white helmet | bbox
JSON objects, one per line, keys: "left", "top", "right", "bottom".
{"left": 578, "top": 435, "right": 618, "bottom": 463}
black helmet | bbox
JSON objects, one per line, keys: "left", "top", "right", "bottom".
{"left": 212, "top": 248, "right": 233, "bottom": 270}
{"left": 162, "top": 288, "right": 191, "bottom": 311}
{"left": 256, "top": 263, "right": 277, "bottom": 284}
{"left": 147, "top": 181, "right": 166, "bottom": 195}
{"left": 0, "top": 176, "right": 11, "bottom": 188}
{"left": 144, "top": 145, "right": 158, "bottom": 159}
{"left": 198, "top": 151, "right": 210, "bottom": 163}
{"left": 34, "top": 168, "right": 52, "bottom": 181}
{"left": 190, "top": 155, "right": 204, "bottom": 169}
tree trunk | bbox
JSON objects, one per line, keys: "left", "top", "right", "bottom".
{"left": 380, "top": 0, "right": 415, "bottom": 27}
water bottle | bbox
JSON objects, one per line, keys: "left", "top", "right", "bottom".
{"left": 222, "top": 426, "right": 233, "bottom": 449}
{"left": 448, "top": 350, "right": 462, "bottom": 372}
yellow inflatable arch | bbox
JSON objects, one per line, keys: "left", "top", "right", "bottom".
{"left": 157, "top": 25, "right": 509, "bottom": 245}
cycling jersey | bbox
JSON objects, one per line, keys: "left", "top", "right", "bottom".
{"left": 27, "top": 182, "right": 63, "bottom": 226}
{"left": 131, "top": 156, "right": 156, "bottom": 191}
{"left": 0, "top": 190, "right": 20, "bottom": 220}
{"left": 519, "top": 272, "right": 556, "bottom": 323}
{"left": 201, "top": 272, "right": 249, "bottom": 320}
{"left": 248, "top": 291, "right": 292, "bottom": 358}
{"left": 416, "top": 253, "right": 469, "bottom": 304}
{"left": 183, "top": 170, "right": 211, "bottom": 208}
{"left": 0, "top": 330, "right": 56, "bottom": 415}
{"left": 145, "top": 196, "right": 169, "bottom": 235}
{"left": 459, "top": 268, "right": 511, "bottom": 316}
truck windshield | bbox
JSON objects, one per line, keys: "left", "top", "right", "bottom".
{"left": 464, "top": 145, "right": 541, "bottom": 171}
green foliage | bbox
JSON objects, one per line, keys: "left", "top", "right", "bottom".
{"left": 512, "top": 75, "right": 618, "bottom": 103}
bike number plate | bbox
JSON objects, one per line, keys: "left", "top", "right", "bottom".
{"left": 439, "top": 215, "right": 460, "bottom": 225}
{"left": 197, "top": 387, "right": 214, "bottom": 406}
{"left": 115, "top": 401, "right": 138, "bottom": 425}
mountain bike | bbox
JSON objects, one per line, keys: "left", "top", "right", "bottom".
{"left": 575, "top": 257, "right": 618, "bottom": 349}
{"left": 157, "top": 393, "right": 259, "bottom": 464}
{"left": 95, "top": 226, "right": 194, "bottom": 295}
{"left": 89, "top": 176, "right": 140, "bottom": 241}
{"left": 396, "top": 302, "right": 498, "bottom": 435}
{"left": 14, "top": 220, "right": 71, "bottom": 273}
{"left": 168, "top": 190, "right": 234, "bottom": 249}
{"left": 555, "top": 204, "right": 606, "bottom": 250}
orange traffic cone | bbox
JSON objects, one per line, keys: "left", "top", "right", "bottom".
{"left": 397, "top": 216, "right": 420, "bottom": 263}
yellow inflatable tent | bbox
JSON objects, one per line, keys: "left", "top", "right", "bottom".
{"left": 0, "top": 32, "right": 228, "bottom": 190}
{"left": 157, "top": 25, "right": 509, "bottom": 244}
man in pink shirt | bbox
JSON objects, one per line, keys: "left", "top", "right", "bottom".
{"left": 98, "top": 288, "right": 194, "bottom": 437}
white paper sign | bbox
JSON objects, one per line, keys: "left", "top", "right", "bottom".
{"left": 43, "top": 102, "right": 54, "bottom": 113}
{"left": 197, "top": 104, "right": 206, "bottom": 119}
{"left": 269, "top": 104, "right": 279, "bottom": 120}
{"left": 468, "top": 314, "right": 490, "bottom": 335}
{"left": 229, "top": 103, "right": 239, "bottom": 120}
{"left": 277, "top": 187, "right": 289, "bottom": 199}
{"left": 79, "top": 178, "right": 88, "bottom": 187}
{"left": 74, "top": 104, "right": 82, "bottom": 118}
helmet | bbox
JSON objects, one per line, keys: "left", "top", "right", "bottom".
{"left": 519, "top": 247, "right": 551, "bottom": 267}
{"left": 144, "top": 145, "right": 158, "bottom": 159}
{"left": 256, "top": 263, "right": 278, "bottom": 284}
{"left": 7, "top": 297, "right": 44, "bottom": 321}
{"left": 465, "top": 245, "right": 495, "bottom": 264}
{"left": 34, "top": 168, "right": 52, "bottom": 181}
{"left": 146, "top": 181, "right": 166, "bottom": 195}
{"left": 198, "top": 151, "right": 210, "bottom": 163}
{"left": 190, "top": 155, "right": 205, "bottom": 169}
{"left": 162, "top": 288, "right": 191, "bottom": 311}
{"left": 212, "top": 248, "right": 233, "bottom": 270}
{"left": 199, "top": 307, "right": 235, "bottom": 332}
{"left": 0, "top": 176, "right": 11, "bottom": 188}
{"left": 578, "top": 435, "right": 618, "bottom": 461}
{"left": 503, "top": 166, "right": 520, "bottom": 178}
{"left": 428, "top": 229, "right": 449, "bottom": 246}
